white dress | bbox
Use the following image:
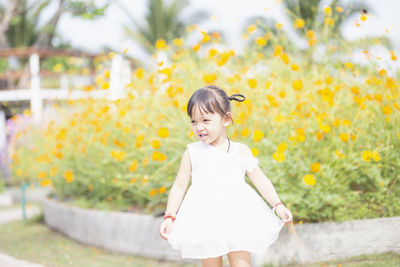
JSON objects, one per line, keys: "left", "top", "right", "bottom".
{"left": 167, "top": 140, "right": 285, "bottom": 259}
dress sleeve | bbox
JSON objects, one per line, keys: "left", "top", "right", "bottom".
{"left": 242, "top": 155, "right": 259, "bottom": 173}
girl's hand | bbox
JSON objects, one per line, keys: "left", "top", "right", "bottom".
{"left": 275, "top": 205, "right": 293, "bottom": 226}
{"left": 159, "top": 218, "right": 173, "bottom": 240}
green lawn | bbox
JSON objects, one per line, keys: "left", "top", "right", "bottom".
{"left": 263, "top": 251, "right": 400, "bottom": 267}
{"left": 0, "top": 215, "right": 398, "bottom": 267}
{"left": 0, "top": 215, "right": 197, "bottom": 267}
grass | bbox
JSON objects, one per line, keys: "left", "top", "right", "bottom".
{"left": 0, "top": 215, "right": 398, "bottom": 267}
{"left": 263, "top": 252, "right": 400, "bottom": 267}
{"left": 0, "top": 215, "right": 197, "bottom": 267}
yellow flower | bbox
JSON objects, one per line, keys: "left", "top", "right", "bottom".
{"left": 296, "top": 134, "right": 305, "bottom": 142}
{"left": 308, "top": 37, "right": 317, "bottom": 46}
{"left": 281, "top": 53, "right": 290, "bottom": 64}
{"left": 362, "top": 150, "right": 373, "bottom": 162}
{"left": 64, "top": 170, "right": 74, "bottom": 183}
{"left": 149, "top": 188, "right": 158, "bottom": 196}
{"left": 247, "top": 24, "right": 257, "bottom": 34}
{"left": 342, "top": 119, "right": 351, "bottom": 126}
{"left": 129, "top": 159, "right": 139, "bottom": 172}
{"left": 111, "top": 150, "right": 126, "bottom": 162}
{"left": 336, "top": 6, "right": 344, "bottom": 13}
{"left": 192, "top": 43, "right": 201, "bottom": 52}
{"left": 272, "top": 152, "right": 285, "bottom": 162}
{"left": 382, "top": 106, "right": 392, "bottom": 115}
{"left": 294, "top": 19, "right": 305, "bottom": 29}
{"left": 159, "top": 186, "right": 166, "bottom": 193}
{"left": 293, "top": 79, "right": 303, "bottom": 91}
{"left": 360, "top": 14, "right": 367, "bottom": 21}
{"left": 39, "top": 179, "right": 51, "bottom": 187}
{"left": 152, "top": 151, "right": 167, "bottom": 161}
{"left": 129, "top": 178, "right": 137, "bottom": 184}
{"left": 53, "top": 63, "right": 63, "bottom": 72}
{"left": 255, "top": 37, "right": 267, "bottom": 47}
{"left": 277, "top": 142, "right": 288, "bottom": 153}
{"left": 173, "top": 38, "right": 184, "bottom": 47}
{"left": 311, "top": 162, "right": 321, "bottom": 173}
{"left": 323, "top": 6, "right": 332, "bottom": 16}
{"left": 241, "top": 128, "right": 250, "bottom": 137}
{"left": 291, "top": 64, "right": 300, "bottom": 71}
{"left": 324, "top": 18, "right": 334, "bottom": 26}
{"left": 306, "top": 30, "right": 315, "bottom": 39}
{"left": 247, "top": 78, "right": 257, "bottom": 89}
{"left": 152, "top": 139, "right": 161, "bottom": 149}
{"left": 204, "top": 73, "right": 217, "bottom": 84}
{"left": 104, "top": 70, "right": 110, "bottom": 78}
{"left": 155, "top": 39, "right": 167, "bottom": 49}
{"left": 158, "top": 127, "right": 169, "bottom": 138}
{"left": 339, "top": 133, "right": 349, "bottom": 142}
{"left": 251, "top": 148, "right": 259, "bottom": 157}
{"left": 378, "top": 69, "right": 387, "bottom": 76}
{"left": 275, "top": 23, "right": 283, "bottom": 29}
{"left": 136, "top": 134, "right": 144, "bottom": 148}
{"left": 208, "top": 48, "right": 218, "bottom": 58}
{"left": 273, "top": 45, "right": 283, "bottom": 56}
{"left": 303, "top": 174, "right": 316, "bottom": 186}
{"left": 136, "top": 68, "right": 144, "bottom": 79}
{"left": 315, "top": 132, "right": 323, "bottom": 141}
{"left": 372, "top": 151, "right": 380, "bottom": 162}
{"left": 320, "top": 124, "right": 331, "bottom": 133}
{"left": 344, "top": 62, "right": 354, "bottom": 69}
{"left": 253, "top": 130, "right": 264, "bottom": 142}
{"left": 201, "top": 31, "right": 211, "bottom": 43}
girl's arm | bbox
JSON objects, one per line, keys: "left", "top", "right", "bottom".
{"left": 165, "top": 149, "right": 192, "bottom": 216}
{"left": 240, "top": 144, "right": 282, "bottom": 207}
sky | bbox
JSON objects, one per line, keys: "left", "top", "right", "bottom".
{"left": 52, "top": 0, "right": 400, "bottom": 63}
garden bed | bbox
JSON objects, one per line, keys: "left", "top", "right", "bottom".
{"left": 42, "top": 197, "right": 400, "bottom": 266}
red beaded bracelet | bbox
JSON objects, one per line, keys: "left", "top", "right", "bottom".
{"left": 163, "top": 215, "right": 176, "bottom": 222}
{"left": 273, "top": 202, "right": 284, "bottom": 208}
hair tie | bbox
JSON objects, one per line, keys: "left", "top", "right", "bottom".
{"left": 228, "top": 94, "right": 246, "bottom": 102}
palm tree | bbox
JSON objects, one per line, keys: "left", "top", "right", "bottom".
{"left": 283, "top": 0, "right": 391, "bottom": 49}
{"left": 120, "top": 0, "right": 209, "bottom": 54}
{"left": 4, "top": 0, "right": 110, "bottom": 49}
{"left": 243, "top": 0, "right": 392, "bottom": 66}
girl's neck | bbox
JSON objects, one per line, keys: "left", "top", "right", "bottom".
{"left": 210, "top": 135, "right": 228, "bottom": 149}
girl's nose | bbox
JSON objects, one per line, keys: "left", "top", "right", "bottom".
{"left": 196, "top": 123, "right": 204, "bottom": 131}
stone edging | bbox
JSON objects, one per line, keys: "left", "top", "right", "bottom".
{"left": 42, "top": 198, "right": 400, "bottom": 266}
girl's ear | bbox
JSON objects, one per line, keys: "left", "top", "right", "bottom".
{"left": 223, "top": 112, "right": 232, "bottom": 126}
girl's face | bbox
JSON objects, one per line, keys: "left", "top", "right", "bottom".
{"left": 190, "top": 105, "right": 231, "bottom": 145}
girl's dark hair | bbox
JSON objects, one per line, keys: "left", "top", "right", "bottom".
{"left": 186, "top": 85, "right": 246, "bottom": 125}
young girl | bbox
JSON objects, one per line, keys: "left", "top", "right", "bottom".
{"left": 159, "top": 85, "right": 293, "bottom": 267}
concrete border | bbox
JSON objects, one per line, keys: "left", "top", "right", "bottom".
{"left": 42, "top": 198, "right": 400, "bottom": 266}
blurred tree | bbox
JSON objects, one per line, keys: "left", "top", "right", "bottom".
{"left": 0, "top": 0, "right": 22, "bottom": 48}
{"left": 0, "top": 0, "right": 110, "bottom": 49}
{"left": 244, "top": 0, "right": 391, "bottom": 65}
{"left": 120, "top": 0, "right": 209, "bottom": 54}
